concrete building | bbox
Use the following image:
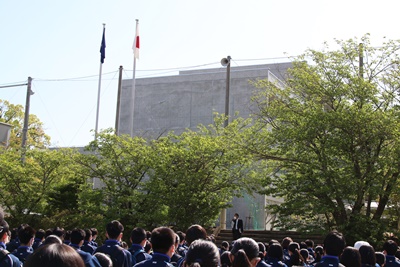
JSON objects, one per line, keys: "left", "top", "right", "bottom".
{"left": 118, "top": 62, "right": 291, "bottom": 230}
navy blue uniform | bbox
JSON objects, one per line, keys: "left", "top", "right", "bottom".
{"left": 95, "top": 240, "right": 132, "bottom": 267}
{"left": 32, "top": 238, "right": 42, "bottom": 250}
{"left": 128, "top": 244, "right": 152, "bottom": 265}
{"left": 12, "top": 245, "right": 33, "bottom": 263}
{"left": 257, "top": 259, "right": 273, "bottom": 267}
{"left": 81, "top": 241, "right": 96, "bottom": 255}
{"left": 385, "top": 256, "right": 400, "bottom": 267}
{"left": 134, "top": 252, "right": 173, "bottom": 267}
{"left": 314, "top": 255, "right": 344, "bottom": 267}
{"left": 0, "top": 243, "right": 21, "bottom": 267}
{"left": 70, "top": 244, "right": 102, "bottom": 267}
{"left": 266, "top": 257, "right": 288, "bottom": 267}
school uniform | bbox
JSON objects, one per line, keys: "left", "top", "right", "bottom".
{"left": 0, "top": 242, "right": 21, "bottom": 267}
{"left": 95, "top": 240, "right": 132, "bottom": 267}
{"left": 12, "top": 245, "right": 33, "bottom": 263}
{"left": 128, "top": 243, "right": 152, "bottom": 265}
{"left": 70, "top": 243, "right": 102, "bottom": 267}
{"left": 385, "top": 255, "right": 400, "bottom": 267}
{"left": 81, "top": 240, "right": 96, "bottom": 255}
{"left": 314, "top": 255, "right": 345, "bottom": 267}
{"left": 266, "top": 257, "right": 288, "bottom": 267}
{"left": 134, "top": 252, "right": 174, "bottom": 267}
{"left": 32, "top": 238, "right": 43, "bottom": 250}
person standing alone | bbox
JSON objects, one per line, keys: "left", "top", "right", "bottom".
{"left": 231, "top": 213, "right": 243, "bottom": 240}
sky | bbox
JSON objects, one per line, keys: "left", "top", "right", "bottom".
{"left": 1, "top": 0, "right": 400, "bottom": 147}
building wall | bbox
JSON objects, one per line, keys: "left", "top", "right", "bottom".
{"left": 118, "top": 62, "right": 291, "bottom": 229}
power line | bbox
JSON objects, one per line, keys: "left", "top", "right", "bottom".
{"left": 1, "top": 56, "right": 294, "bottom": 85}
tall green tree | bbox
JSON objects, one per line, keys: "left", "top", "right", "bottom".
{"left": 76, "top": 130, "right": 154, "bottom": 229}
{"left": 247, "top": 35, "right": 400, "bottom": 244}
{"left": 0, "top": 148, "right": 81, "bottom": 227}
{"left": 146, "top": 119, "right": 257, "bottom": 230}
{"left": 0, "top": 99, "right": 50, "bottom": 149}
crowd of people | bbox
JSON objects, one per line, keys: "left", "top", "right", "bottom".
{"left": 0, "top": 211, "right": 400, "bottom": 267}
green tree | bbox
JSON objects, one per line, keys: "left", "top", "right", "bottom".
{"left": 0, "top": 148, "right": 81, "bottom": 227}
{"left": 145, "top": 119, "right": 257, "bottom": 230}
{"left": 76, "top": 129, "right": 154, "bottom": 229}
{"left": 0, "top": 99, "right": 50, "bottom": 149}
{"left": 247, "top": 35, "right": 400, "bottom": 244}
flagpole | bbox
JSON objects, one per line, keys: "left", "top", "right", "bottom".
{"left": 130, "top": 19, "right": 139, "bottom": 137}
{"left": 95, "top": 23, "right": 106, "bottom": 140}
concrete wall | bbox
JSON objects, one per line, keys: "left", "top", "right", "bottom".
{"left": 118, "top": 62, "right": 291, "bottom": 229}
{"left": 119, "top": 62, "right": 291, "bottom": 137}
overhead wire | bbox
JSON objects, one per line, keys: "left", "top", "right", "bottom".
{"left": 32, "top": 83, "right": 68, "bottom": 147}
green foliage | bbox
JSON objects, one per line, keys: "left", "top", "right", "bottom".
{"left": 248, "top": 35, "right": 400, "bottom": 240}
{"left": 0, "top": 148, "right": 86, "bottom": 228}
{"left": 0, "top": 99, "right": 50, "bottom": 148}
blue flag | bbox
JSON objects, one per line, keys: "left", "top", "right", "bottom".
{"left": 100, "top": 27, "right": 106, "bottom": 63}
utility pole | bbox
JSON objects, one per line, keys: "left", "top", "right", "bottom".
{"left": 21, "top": 77, "right": 33, "bottom": 162}
{"left": 359, "top": 43, "right": 364, "bottom": 78}
{"left": 219, "top": 56, "right": 232, "bottom": 230}
{"left": 115, "top": 65, "right": 123, "bottom": 135}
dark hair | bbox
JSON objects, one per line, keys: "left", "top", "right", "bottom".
{"left": 359, "top": 245, "right": 376, "bottom": 266}
{"left": 383, "top": 240, "right": 398, "bottom": 256}
{"left": 45, "top": 228, "right": 53, "bottom": 238}
{"left": 375, "top": 252, "right": 386, "bottom": 267}
{"left": 91, "top": 228, "right": 98, "bottom": 236}
{"left": 186, "top": 225, "right": 207, "bottom": 246}
{"left": 269, "top": 239, "right": 279, "bottom": 246}
{"left": 340, "top": 246, "right": 361, "bottom": 267}
{"left": 288, "top": 242, "right": 304, "bottom": 266}
{"left": 18, "top": 225, "right": 36, "bottom": 245}
{"left": 231, "top": 237, "right": 259, "bottom": 267}
{"left": 177, "top": 231, "right": 186, "bottom": 243}
{"left": 64, "top": 230, "right": 71, "bottom": 241}
{"left": 52, "top": 227, "right": 65, "bottom": 239}
{"left": 144, "top": 240, "right": 152, "bottom": 253}
{"left": 24, "top": 243, "right": 85, "bottom": 267}
{"left": 300, "top": 248, "right": 309, "bottom": 263}
{"left": 106, "top": 220, "right": 124, "bottom": 239}
{"left": 84, "top": 228, "right": 92, "bottom": 241}
{"left": 35, "top": 229, "right": 46, "bottom": 240}
{"left": 221, "top": 241, "right": 230, "bottom": 251}
{"left": 314, "top": 245, "right": 324, "bottom": 262}
{"left": 43, "top": 235, "right": 63, "bottom": 245}
{"left": 305, "top": 239, "right": 314, "bottom": 248}
{"left": 151, "top": 227, "right": 175, "bottom": 254}
{"left": 185, "top": 240, "right": 220, "bottom": 267}
{"left": 281, "top": 237, "right": 292, "bottom": 249}
{"left": 70, "top": 228, "right": 85, "bottom": 245}
{"left": 232, "top": 249, "right": 252, "bottom": 267}
{"left": 323, "top": 231, "right": 346, "bottom": 256}
{"left": 94, "top": 252, "right": 112, "bottom": 267}
{"left": 221, "top": 251, "right": 232, "bottom": 267}
{"left": 131, "top": 227, "right": 147, "bottom": 244}
{"left": 258, "top": 242, "right": 266, "bottom": 258}
{"left": 267, "top": 243, "right": 284, "bottom": 261}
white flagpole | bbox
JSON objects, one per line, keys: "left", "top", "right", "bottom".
{"left": 130, "top": 19, "right": 139, "bottom": 137}
{"left": 95, "top": 23, "right": 106, "bottom": 140}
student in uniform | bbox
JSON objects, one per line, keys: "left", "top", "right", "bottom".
{"left": 128, "top": 227, "right": 151, "bottom": 265}
{"left": 69, "top": 228, "right": 102, "bottom": 267}
{"left": 314, "top": 231, "right": 346, "bottom": 267}
{"left": 183, "top": 239, "right": 220, "bottom": 267}
{"left": 0, "top": 222, "right": 21, "bottom": 267}
{"left": 135, "top": 227, "right": 176, "bottom": 267}
{"left": 95, "top": 220, "right": 132, "bottom": 267}
{"left": 12, "top": 224, "right": 35, "bottom": 263}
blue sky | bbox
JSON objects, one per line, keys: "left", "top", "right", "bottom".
{"left": 1, "top": 0, "right": 399, "bottom": 147}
